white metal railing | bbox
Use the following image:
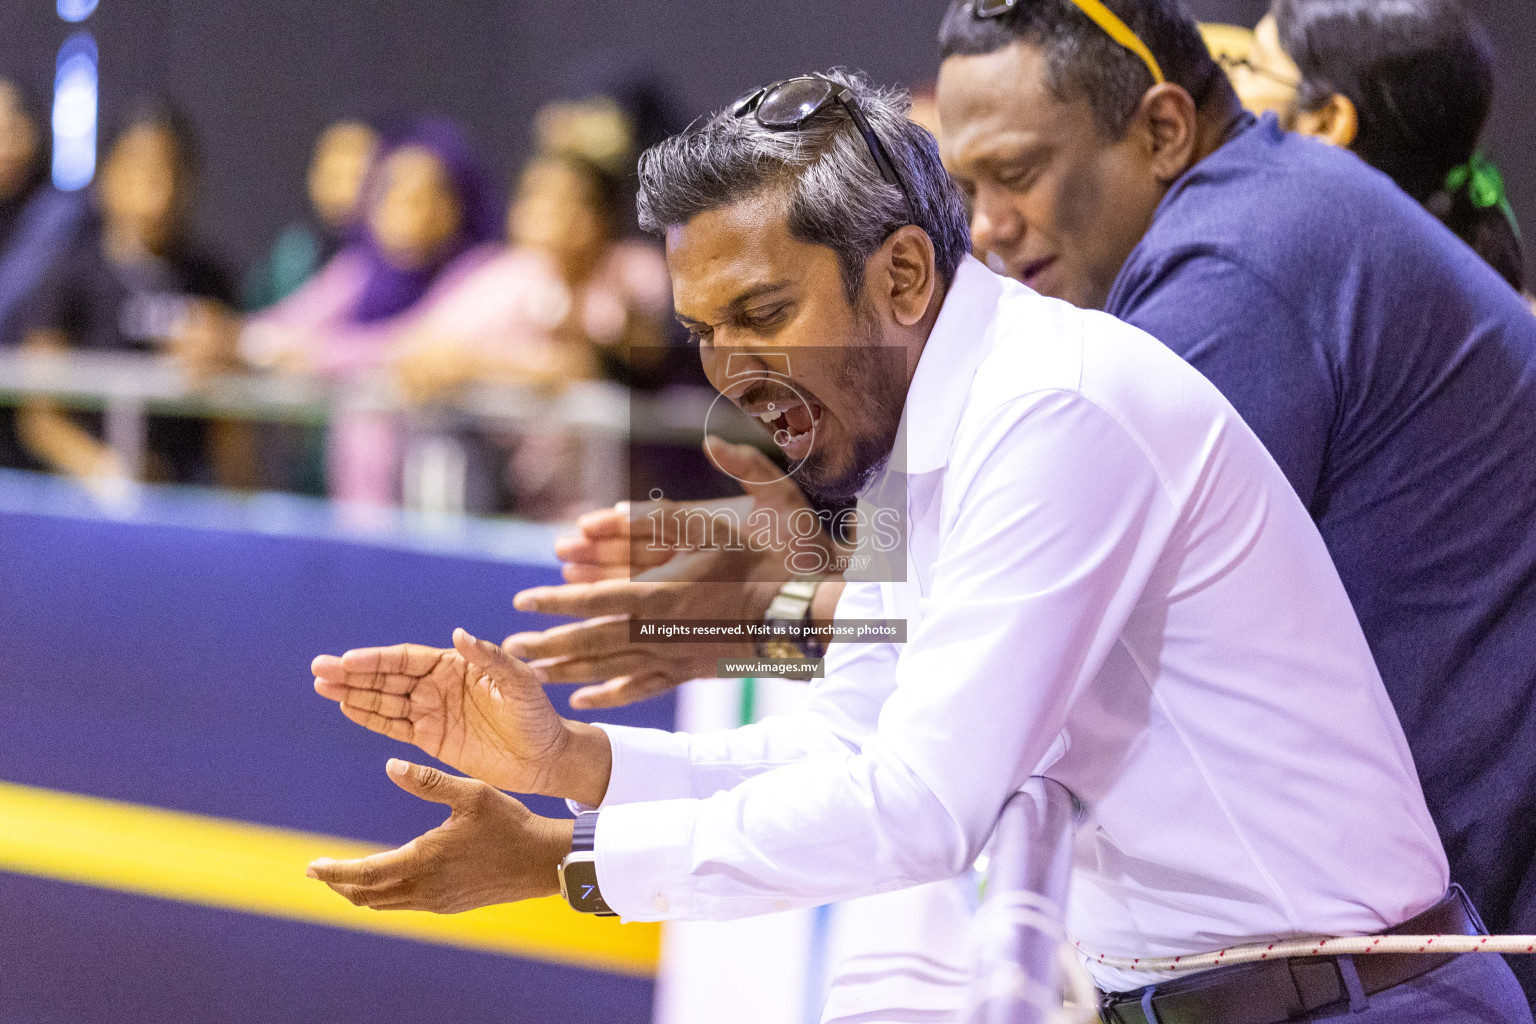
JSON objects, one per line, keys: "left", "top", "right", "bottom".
{"left": 0, "top": 349, "right": 745, "bottom": 514}
{"left": 963, "top": 778, "right": 1098, "bottom": 1024}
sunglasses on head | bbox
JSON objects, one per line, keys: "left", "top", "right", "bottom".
{"left": 732, "top": 75, "right": 919, "bottom": 227}
{"left": 971, "top": 0, "right": 1166, "bottom": 86}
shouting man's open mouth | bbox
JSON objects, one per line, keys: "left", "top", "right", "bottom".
{"left": 734, "top": 379, "right": 824, "bottom": 463}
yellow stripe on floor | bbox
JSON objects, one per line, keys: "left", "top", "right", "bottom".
{"left": 0, "top": 779, "right": 659, "bottom": 977}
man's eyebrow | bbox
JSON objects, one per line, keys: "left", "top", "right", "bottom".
{"left": 727, "top": 281, "right": 793, "bottom": 313}
{"left": 677, "top": 281, "right": 794, "bottom": 328}
{"left": 961, "top": 134, "right": 1050, "bottom": 170}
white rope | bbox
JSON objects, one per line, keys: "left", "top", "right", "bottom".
{"left": 1073, "top": 933, "right": 1536, "bottom": 973}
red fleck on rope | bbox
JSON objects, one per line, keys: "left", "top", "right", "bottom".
{"left": 1075, "top": 934, "right": 1536, "bottom": 972}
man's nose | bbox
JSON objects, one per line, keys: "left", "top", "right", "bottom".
{"left": 701, "top": 346, "right": 778, "bottom": 394}
{"left": 970, "top": 190, "right": 1024, "bottom": 255}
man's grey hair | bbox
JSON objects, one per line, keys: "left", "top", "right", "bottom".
{"left": 636, "top": 69, "right": 971, "bottom": 303}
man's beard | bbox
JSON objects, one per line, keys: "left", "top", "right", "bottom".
{"left": 795, "top": 306, "right": 907, "bottom": 503}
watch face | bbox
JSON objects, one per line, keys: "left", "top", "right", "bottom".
{"left": 561, "top": 858, "right": 615, "bottom": 916}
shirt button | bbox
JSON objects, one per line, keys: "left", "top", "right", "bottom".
{"left": 773, "top": 899, "right": 789, "bottom": 912}
{"left": 652, "top": 894, "right": 670, "bottom": 912}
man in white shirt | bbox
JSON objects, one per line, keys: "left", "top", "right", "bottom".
{"left": 308, "top": 71, "right": 1523, "bottom": 1023}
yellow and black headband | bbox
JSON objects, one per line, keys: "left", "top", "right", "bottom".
{"left": 971, "top": 0, "right": 1166, "bottom": 86}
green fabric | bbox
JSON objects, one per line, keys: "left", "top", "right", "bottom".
{"left": 242, "top": 223, "right": 323, "bottom": 311}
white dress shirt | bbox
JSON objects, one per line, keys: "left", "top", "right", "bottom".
{"left": 590, "top": 256, "right": 1448, "bottom": 992}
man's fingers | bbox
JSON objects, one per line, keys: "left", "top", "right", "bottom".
{"left": 311, "top": 653, "right": 345, "bottom": 682}
{"left": 384, "top": 758, "right": 485, "bottom": 810}
{"left": 704, "top": 435, "right": 816, "bottom": 514}
{"left": 339, "top": 704, "right": 413, "bottom": 744}
{"left": 339, "top": 687, "right": 410, "bottom": 719}
{"left": 569, "top": 674, "right": 678, "bottom": 710}
{"left": 703, "top": 436, "right": 782, "bottom": 486}
{"left": 452, "top": 628, "right": 543, "bottom": 689}
{"left": 649, "top": 494, "right": 756, "bottom": 551}
{"left": 307, "top": 841, "right": 416, "bottom": 888}
{"left": 503, "top": 616, "right": 630, "bottom": 662}
{"left": 501, "top": 630, "right": 542, "bottom": 658}
{"left": 337, "top": 643, "right": 444, "bottom": 677}
{"left": 528, "top": 653, "right": 657, "bottom": 685}
{"left": 363, "top": 672, "right": 420, "bottom": 695}
{"left": 324, "top": 882, "right": 420, "bottom": 910}
{"left": 561, "top": 563, "right": 633, "bottom": 584}
{"left": 514, "top": 580, "right": 658, "bottom": 618}
{"left": 573, "top": 503, "right": 633, "bottom": 541}
{"left": 554, "top": 534, "right": 633, "bottom": 566}
{"left": 317, "top": 669, "right": 420, "bottom": 704}
{"left": 313, "top": 676, "right": 347, "bottom": 703}
{"left": 635, "top": 548, "right": 726, "bottom": 583}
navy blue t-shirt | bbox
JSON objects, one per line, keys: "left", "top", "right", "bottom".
{"left": 1108, "top": 113, "right": 1536, "bottom": 984}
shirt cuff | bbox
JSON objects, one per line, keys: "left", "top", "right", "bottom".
{"left": 594, "top": 797, "right": 699, "bottom": 921}
{"left": 563, "top": 723, "right": 694, "bottom": 816}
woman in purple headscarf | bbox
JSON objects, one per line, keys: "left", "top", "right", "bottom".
{"left": 242, "top": 116, "right": 501, "bottom": 503}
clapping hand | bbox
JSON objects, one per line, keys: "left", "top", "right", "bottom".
{"left": 312, "top": 628, "right": 611, "bottom": 806}
{"left": 504, "top": 437, "right": 842, "bottom": 709}
{"left": 307, "top": 759, "right": 572, "bottom": 914}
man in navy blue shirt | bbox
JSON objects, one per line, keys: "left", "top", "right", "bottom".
{"left": 937, "top": 0, "right": 1536, "bottom": 1011}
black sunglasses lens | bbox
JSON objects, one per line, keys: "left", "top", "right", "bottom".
{"left": 757, "top": 78, "right": 835, "bottom": 128}
{"left": 973, "top": 0, "right": 1018, "bottom": 17}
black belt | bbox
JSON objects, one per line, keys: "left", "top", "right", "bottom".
{"left": 1100, "top": 888, "right": 1480, "bottom": 1024}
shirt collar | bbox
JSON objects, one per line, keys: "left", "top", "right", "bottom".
{"left": 890, "top": 255, "right": 1005, "bottom": 477}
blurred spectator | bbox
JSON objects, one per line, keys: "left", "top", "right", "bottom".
{"left": 243, "top": 119, "right": 378, "bottom": 311}
{"left": 389, "top": 148, "right": 671, "bottom": 518}
{"left": 239, "top": 119, "right": 378, "bottom": 497}
{"left": 0, "top": 77, "right": 91, "bottom": 473}
{"left": 0, "top": 78, "right": 90, "bottom": 348}
{"left": 242, "top": 116, "right": 501, "bottom": 504}
{"left": 391, "top": 151, "right": 669, "bottom": 400}
{"left": 17, "top": 97, "right": 242, "bottom": 487}
{"left": 1225, "top": 0, "right": 1526, "bottom": 293}
{"left": 544, "top": 60, "right": 716, "bottom": 393}
{"left": 552, "top": 52, "right": 688, "bottom": 231}
{"left": 1199, "top": 22, "right": 1296, "bottom": 125}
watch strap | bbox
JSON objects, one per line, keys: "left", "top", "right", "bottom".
{"left": 756, "top": 577, "right": 826, "bottom": 659}
{"left": 572, "top": 810, "right": 600, "bottom": 853}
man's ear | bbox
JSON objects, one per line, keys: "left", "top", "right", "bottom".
{"left": 1138, "top": 84, "right": 1201, "bottom": 185}
{"left": 881, "top": 224, "right": 938, "bottom": 327}
{"left": 1293, "top": 93, "right": 1358, "bottom": 149}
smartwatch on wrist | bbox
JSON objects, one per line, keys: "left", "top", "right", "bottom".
{"left": 755, "top": 578, "right": 826, "bottom": 660}
{"left": 559, "top": 811, "right": 616, "bottom": 916}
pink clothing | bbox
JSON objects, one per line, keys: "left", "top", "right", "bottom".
{"left": 405, "top": 241, "right": 672, "bottom": 368}
{"left": 401, "top": 241, "right": 669, "bottom": 520}
{"left": 246, "top": 240, "right": 670, "bottom": 510}
{"left": 244, "top": 244, "right": 501, "bottom": 378}
{"left": 243, "top": 245, "right": 497, "bottom": 504}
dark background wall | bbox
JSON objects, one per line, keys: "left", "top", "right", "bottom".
{"left": 3, "top": 0, "right": 1531, "bottom": 280}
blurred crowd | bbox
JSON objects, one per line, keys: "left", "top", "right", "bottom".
{"left": 0, "top": 0, "right": 1527, "bottom": 521}
{"left": 0, "top": 70, "right": 691, "bottom": 518}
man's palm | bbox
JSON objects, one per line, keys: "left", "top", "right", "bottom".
{"left": 313, "top": 629, "right": 568, "bottom": 795}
